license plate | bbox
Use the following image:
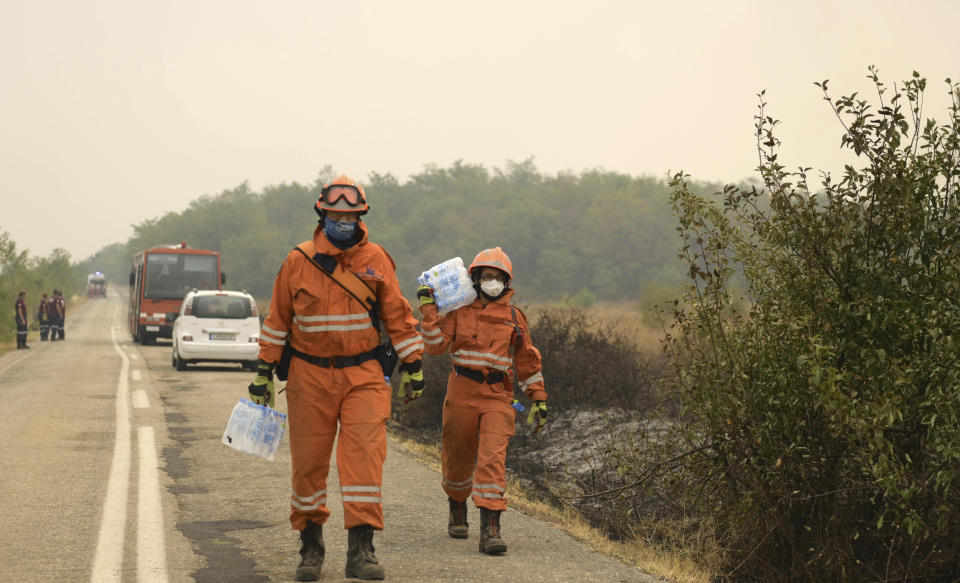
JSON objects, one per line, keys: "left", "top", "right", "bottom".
{"left": 145, "top": 325, "right": 160, "bottom": 332}
{"left": 209, "top": 332, "right": 236, "bottom": 341}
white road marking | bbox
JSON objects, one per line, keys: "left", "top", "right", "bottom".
{"left": 90, "top": 327, "right": 131, "bottom": 583}
{"left": 127, "top": 353, "right": 139, "bottom": 360}
{"left": 137, "top": 426, "right": 169, "bottom": 583}
{"left": 0, "top": 353, "right": 32, "bottom": 376}
{"left": 132, "top": 390, "right": 150, "bottom": 409}
{"left": 132, "top": 369, "right": 142, "bottom": 381}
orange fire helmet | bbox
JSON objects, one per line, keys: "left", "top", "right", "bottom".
{"left": 468, "top": 247, "right": 513, "bottom": 282}
{"left": 315, "top": 174, "right": 369, "bottom": 215}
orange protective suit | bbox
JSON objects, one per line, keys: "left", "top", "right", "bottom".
{"left": 258, "top": 222, "right": 423, "bottom": 531}
{"left": 419, "top": 289, "right": 546, "bottom": 511}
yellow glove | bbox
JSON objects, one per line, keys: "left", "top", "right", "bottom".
{"left": 416, "top": 285, "right": 435, "bottom": 306}
{"left": 526, "top": 400, "right": 547, "bottom": 434}
{"left": 398, "top": 361, "right": 425, "bottom": 403}
{"left": 248, "top": 361, "right": 275, "bottom": 408}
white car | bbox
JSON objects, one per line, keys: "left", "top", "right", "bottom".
{"left": 171, "top": 290, "right": 261, "bottom": 371}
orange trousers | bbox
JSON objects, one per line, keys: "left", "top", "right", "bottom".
{"left": 285, "top": 357, "right": 391, "bottom": 531}
{"left": 440, "top": 371, "right": 516, "bottom": 511}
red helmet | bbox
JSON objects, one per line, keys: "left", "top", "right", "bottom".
{"left": 468, "top": 247, "right": 513, "bottom": 282}
{"left": 315, "top": 174, "right": 369, "bottom": 215}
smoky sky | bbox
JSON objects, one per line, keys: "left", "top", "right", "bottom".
{"left": 1, "top": 0, "right": 957, "bottom": 260}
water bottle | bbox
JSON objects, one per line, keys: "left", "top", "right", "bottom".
{"left": 418, "top": 257, "right": 477, "bottom": 314}
{"left": 417, "top": 257, "right": 464, "bottom": 287}
{"left": 435, "top": 278, "right": 473, "bottom": 313}
{"left": 222, "top": 399, "right": 287, "bottom": 461}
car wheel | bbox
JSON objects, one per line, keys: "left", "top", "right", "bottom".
{"left": 175, "top": 353, "right": 187, "bottom": 371}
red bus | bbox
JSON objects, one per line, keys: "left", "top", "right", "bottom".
{"left": 128, "top": 243, "right": 225, "bottom": 344}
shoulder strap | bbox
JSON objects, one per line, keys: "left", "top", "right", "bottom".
{"left": 294, "top": 241, "right": 383, "bottom": 331}
{"left": 509, "top": 306, "right": 522, "bottom": 338}
{"left": 295, "top": 241, "right": 377, "bottom": 309}
{"left": 509, "top": 305, "right": 523, "bottom": 354}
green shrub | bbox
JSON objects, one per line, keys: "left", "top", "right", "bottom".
{"left": 662, "top": 70, "right": 960, "bottom": 579}
{"left": 569, "top": 288, "right": 597, "bottom": 308}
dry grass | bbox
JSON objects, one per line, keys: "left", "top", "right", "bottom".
{"left": 527, "top": 300, "right": 666, "bottom": 355}
{"left": 0, "top": 340, "right": 17, "bottom": 357}
{"left": 388, "top": 432, "right": 712, "bottom": 583}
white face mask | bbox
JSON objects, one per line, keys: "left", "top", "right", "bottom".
{"left": 480, "top": 279, "right": 505, "bottom": 297}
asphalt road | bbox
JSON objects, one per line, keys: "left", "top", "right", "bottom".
{"left": 0, "top": 290, "right": 661, "bottom": 583}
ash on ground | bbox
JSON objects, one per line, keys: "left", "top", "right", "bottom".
{"left": 507, "top": 407, "right": 669, "bottom": 530}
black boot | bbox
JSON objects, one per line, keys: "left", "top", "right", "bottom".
{"left": 345, "top": 524, "right": 385, "bottom": 580}
{"left": 478, "top": 508, "right": 507, "bottom": 555}
{"left": 296, "top": 521, "right": 324, "bottom": 581}
{"left": 448, "top": 497, "right": 469, "bottom": 539}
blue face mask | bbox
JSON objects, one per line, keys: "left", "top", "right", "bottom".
{"left": 324, "top": 217, "right": 357, "bottom": 242}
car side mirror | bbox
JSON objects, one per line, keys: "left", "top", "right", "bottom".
{"left": 166, "top": 313, "right": 178, "bottom": 324}
{"left": 129, "top": 271, "right": 135, "bottom": 286}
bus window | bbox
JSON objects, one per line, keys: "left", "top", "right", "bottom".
{"left": 144, "top": 253, "right": 218, "bottom": 299}
{"left": 183, "top": 255, "right": 219, "bottom": 290}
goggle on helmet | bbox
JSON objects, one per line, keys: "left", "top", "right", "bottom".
{"left": 315, "top": 174, "right": 369, "bottom": 216}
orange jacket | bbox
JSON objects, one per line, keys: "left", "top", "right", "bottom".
{"left": 420, "top": 289, "right": 547, "bottom": 402}
{"left": 258, "top": 222, "right": 423, "bottom": 365}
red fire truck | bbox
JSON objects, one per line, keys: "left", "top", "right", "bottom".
{"left": 128, "top": 243, "right": 225, "bottom": 344}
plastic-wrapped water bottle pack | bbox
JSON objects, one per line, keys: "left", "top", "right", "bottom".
{"left": 221, "top": 399, "right": 287, "bottom": 461}
{"left": 417, "top": 257, "right": 477, "bottom": 314}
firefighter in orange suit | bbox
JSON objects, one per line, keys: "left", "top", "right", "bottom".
{"left": 247, "top": 174, "right": 425, "bottom": 582}
{"left": 417, "top": 247, "right": 548, "bottom": 555}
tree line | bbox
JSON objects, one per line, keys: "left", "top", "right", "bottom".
{"left": 79, "top": 161, "right": 717, "bottom": 309}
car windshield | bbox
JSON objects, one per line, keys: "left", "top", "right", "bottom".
{"left": 192, "top": 296, "right": 250, "bottom": 319}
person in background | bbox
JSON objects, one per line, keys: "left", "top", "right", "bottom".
{"left": 15, "top": 291, "right": 30, "bottom": 349}
{"left": 57, "top": 290, "right": 66, "bottom": 340}
{"left": 417, "top": 247, "right": 548, "bottom": 555}
{"left": 50, "top": 290, "right": 65, "bottom": 341}
{"left": 37, "top": 292, "right": 50, "bottom": 341}
{"left": 247, "top": 174, "right": 425, "bottom": 581}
